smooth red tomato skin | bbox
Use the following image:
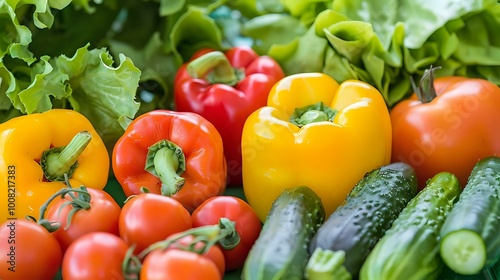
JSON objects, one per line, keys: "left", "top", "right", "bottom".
{"left": 169, "top": 234, "right": 226, "bottom": 276}
{"left": 0, "top": 219, "right": 62, "bottom": 280}
{"left": 191, "top": 196, "right": 262, "bottom": 271}
{"left": 140, "top": 249, "right": 222, "bottom": 280}
{"left": 391, "top": 76, "right": 500, "bottom": 189}
{"left": 119, "top": 193, "right": 192, "bottom": 254}
{"left": 62, "top": 232, "right": 128, "bottom": 280}
{"left": 47, "top": 188, "right": 121, "bottom": 252}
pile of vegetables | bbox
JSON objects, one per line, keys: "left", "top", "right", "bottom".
{"left": 1, "top": 0, "right": 500, "bottom": 279}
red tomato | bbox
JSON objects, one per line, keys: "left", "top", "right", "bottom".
{"left": 0, "top": 219, "right": 62, "bottom": 280}
{"left": 391, "top": 76, "right": 500, "bottom": 189}
{"left": 46, "top": 188, "right": 121, "bottom": 252}
{"left": 168, "top": 234, "right": 225, "bottom": 276}
{"left": 140, "top": 248, "right": 221, "bottom": 280}
{"left": 191, "top": 196, "right": 262, "bottom": 271}
{"left": 62, "top": 232, "right": 128, "bottom": 280}
{"left": 119, "top": 193, "right": 192, "bottom": 254}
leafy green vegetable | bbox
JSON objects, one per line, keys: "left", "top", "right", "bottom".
{"left": 0, "top": 0, "right": 143, "bottom": 157}
{"left": 3, "top": 43, "right": 141, "bottom": 154}
{"left": 268, "top": 25, "right": 327, "bottom": 75}
{"left": 3, "top": 0, "right": 499, "bottom": 162}
{"left": 169, "top": 6, "right": 224, "bottom": 64}
{"left": 242, "top": 0, "right": 500, "bottom": 107}
{"left": 0, "top": 0, "right": 257, "bottom": 156}
{"left": 332, "top": 0, "right": 494, "bottom": 49}
{"left": 242, "top": 13, "right": 308, "bottom": 55}
{"left": 56, "top": 44, "right": 141, "bottom": 152}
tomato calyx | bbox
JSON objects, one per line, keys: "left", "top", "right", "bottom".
{"left": 411, "top": 65, "right": 441, "bottom": 103}
{"left": 29, "top": 173, "right": 92, "bottom": 232}
{"left": 121, "top": 217, "right": 240, "bottom": 279}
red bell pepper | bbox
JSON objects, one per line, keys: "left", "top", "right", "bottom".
{"left": 174, "top": 46, "right": 285, "bottom": 186}
{"left": 112, "top": 110, "right": 227, "bottom": 212}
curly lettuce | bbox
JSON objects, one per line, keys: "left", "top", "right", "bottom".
{"left": 0, "top": 0, "right": 141, "bottom": 155}
{"left": 242, "top": 0, "right": 500, "bottom": 107}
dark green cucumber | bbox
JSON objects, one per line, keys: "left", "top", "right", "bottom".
{"left": 439, "top": 156, "right": 500, "bottom": 275}
{"left": 308, "top": 162, "right": 418, "bottom": 278}
{"left": 242, "top": 186, "right": 325, "bottom": 280}
{"left": 360, "top": 172, "right": 461, "bottom": 280}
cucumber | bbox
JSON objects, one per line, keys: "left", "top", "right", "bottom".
{"left": 439, "top": 156, "right": 500, "bottom": 275}
{"left": 308, "top": 162, "right": 418, "bottom": 278}
{"left": 360, "top": 172, "right": 462, "bottom": 280}
{"left": 305, "top": 248, "right": 352, "bottom": 280}
{"left": 242, "top": 186, "right": 325, "bottom": 280}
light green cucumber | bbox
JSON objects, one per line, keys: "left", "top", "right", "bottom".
{"left": 360, "top": 172, "right": 461, "bottom": 280}
{"left": 439, "top": 156, "right": 500, "bottom": 275}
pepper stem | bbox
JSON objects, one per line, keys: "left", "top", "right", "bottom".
{"left": 290, "top": 102, "right": 337, "bottom": 127}
{"left": 411, "top": 65, "right": 441, "bottom": 103}
{"left": 186, "top": 51, "right": 244, "bottom": 86}
{"left": 145, "top": 140, "right": 186, "bottom": 196}
{"left": 40, "top": 131, "right": 92, "bottom": 181}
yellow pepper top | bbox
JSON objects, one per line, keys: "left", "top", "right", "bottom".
{"left": 0, "top": 109, "right": 109, "bottom": 224}
{"left": 241, "top": 73, "right": 392, "bottom": 221}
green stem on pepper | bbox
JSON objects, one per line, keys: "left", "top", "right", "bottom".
{"left": 145, "top": 139, "right": 186, "bottom": 196}
{"left": 186, "top": 51, "right": 245, "bottom": 86}
{"left": 290, "top": 102, "right": 337, "bottom": 127}
{"left": 40, "top": 131, "right": 92, "bottom": 181}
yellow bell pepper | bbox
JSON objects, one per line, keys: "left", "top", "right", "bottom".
{"left": 0, "top": 109, "right": 109, "bottom": 224}
{"left": 241, "top": 73, "right": 392, "bottom": 221}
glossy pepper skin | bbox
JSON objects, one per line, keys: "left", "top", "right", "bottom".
{"left": 0, "top": 109, "right": 109, "bottom": 224}
{"left": 112, "top": 110, "right": 227, "bottom": 212}
{"left": 174, "top": 46, "right": 284, "bottom": 186}
{"left": 391, "top": 72, "right": 500, "bottom": 190}
{"left": 241, "top": 73, "right": 392, "bottom": 222}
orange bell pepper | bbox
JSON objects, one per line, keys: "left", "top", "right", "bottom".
{"left": 112, "top": 110, "right": 227, "bottom": 212}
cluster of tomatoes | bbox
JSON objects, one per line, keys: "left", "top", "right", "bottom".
{"left": 0, "top": 182, "right": 262, "bottom": 280}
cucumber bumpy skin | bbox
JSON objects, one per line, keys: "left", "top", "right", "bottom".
{"left": 439, "top": 156, "right": 500, "bottom": 275}
{"left": 242, "top": 186, "right": 325, "bottom": 280}
{"left": 309, "top": 162, "right": 418, "bottom": 278}
{"left": 360, "top": 172, "right": 461, "bottom": 280}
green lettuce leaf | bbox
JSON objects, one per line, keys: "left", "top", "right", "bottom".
{"left": 331, "top": 0, "right": 497, "bottom": 50}
{"left": 108, "top": 32, "right": 174, "bottom": 114}
{"left": 241, "top": 0, "right": 500, "bottom": 107}
{"left": 17, "top": 55, "right": 71, "bottom": 113}
{"left": 169, "top": 5, "right": 224, "bottom": 64}
{"left": 0, "top": 60, "right": 23, "bottom": 121}
{"left": 6, "top": 44, "right": 141, "bottom": 153}
{"left": 242, "top": 13, "right": 308, "bottom": 55}
{"left": 268, "top": 24, "right": 328, "bottom": 75}
{"left": 0, "top": 0, "right": 34, "bottom": 63}
{"left": 58, "top": 44, "right": 141, "bottom": 151}
{"left": 160, "top": 0, "right": 185, "bottom": 16}
{"left": 281, "top": 0, "right": 331, "bottom": 27}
